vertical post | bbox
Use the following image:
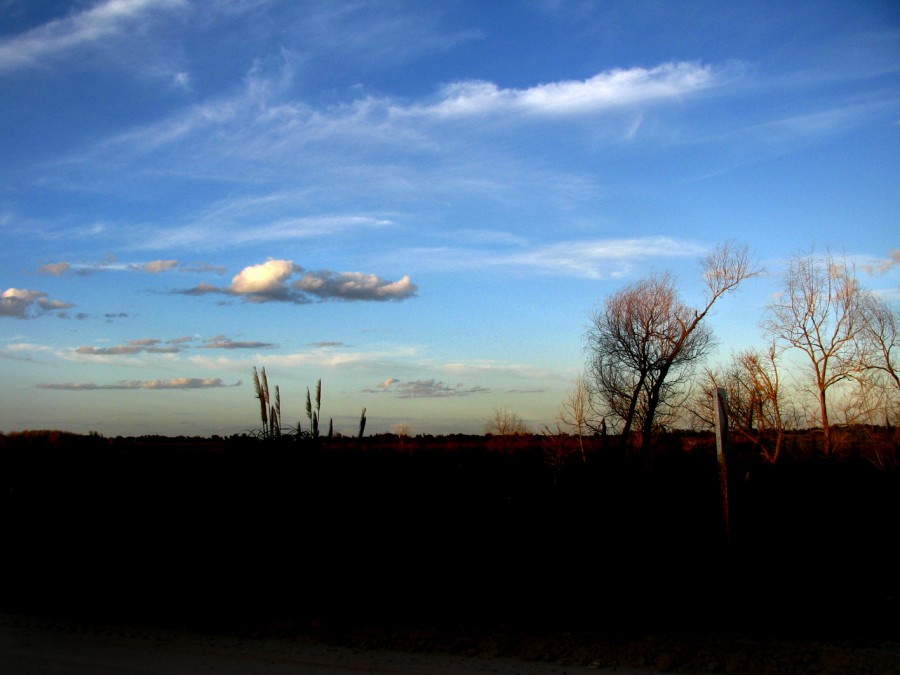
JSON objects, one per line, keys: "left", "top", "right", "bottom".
{"left": 714, "top": 387, "right": 729, "bottom": 544}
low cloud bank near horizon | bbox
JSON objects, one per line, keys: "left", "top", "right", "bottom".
{"left": 71, "top": 335, "right": 277, "bottom": 358}
{"left": 37, "top": 377, "right": 239, "bottom": 391}
{"left": 37, "top": 259, "right": 226, "bottom": 276}
{"left": 367, "top": 378, "right": 490, "bottom": 398}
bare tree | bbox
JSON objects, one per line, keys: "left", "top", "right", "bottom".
{"left": 485, "top": 406, "right": 530, "bottom": 436}
{"left": 692, "top": 362, "right": 754, "bottom": 434}
{"left": 556, "top": 375, "right": 591, "bottom": 463}
{"left": 699, "top": 347, "right": 786, "bottom": 462}
{"left": 586, "top": 272, "right": 707, "bottom": 449}
{"left": 736, "top": 345, "right": 786, "bottom": 462}
{"left": 540, "top": 420, "right": 578, "bottom": 482}
{"left": 764, "top": 250, "right": 869, "bottom": 457}
{"left": 861, "top": 295, "right": 900, "bottom": 396}
{"left": 586, "top": 242, "right": 757, "bottom": 458}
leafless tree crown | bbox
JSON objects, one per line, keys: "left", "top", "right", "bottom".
{"left": 585, "top": 242, "right": 758, "bottom": 456}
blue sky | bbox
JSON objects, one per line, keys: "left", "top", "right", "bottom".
{"left": 1, "top": 0, "right": 898, "bottom": 437}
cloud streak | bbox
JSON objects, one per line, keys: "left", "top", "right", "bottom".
{"left": 83, "top": 60, "right": 729, "bottom": 181}
{"left": 396, "top": 236, "right": 707, "bottom": 279}
{"left": 371, "top": 378, "right": 490, "bottom": 398}
{"left": 76, "top": 339, "right": 181, "bottom": 356}
{"left": 38, "top": 259, "right": 224, "bottom": 275}
{"left": 137, "top": 201, "right": 395, "bottom": 250}
{"left": 37, "top": 377, "right": 236, "bottom": 391}
{"left": 37, "top": 262, "right": 71, "bottom": 276}
{"left": 71, "top": 335, "right": 276, "bottom": 357}
{"left": 863, "top": 249, "right": 900, "bottom": 275}
{"left": 413, "top": 62, "right": 718, "bottom": 119}
{"left": 200, "top": 336, "right": 276, "bottom": 350}
{"left": 0, "top": 0, "right": 188, "bottom": 74}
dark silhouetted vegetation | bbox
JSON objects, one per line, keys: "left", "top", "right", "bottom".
{"left": 1, "top": 426, "right": 897, "bottom": 650}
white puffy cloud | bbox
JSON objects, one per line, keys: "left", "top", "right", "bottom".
{"left": 294, "top": 271, "right": 417, "bottom": 301}
{"left": 229, "top": 259, "right": 296, "bottom": 298}
{"left": 182, "top": 260, "right": 417, "bottom": 303}
{"left": 2, "top": 289, "right": 45, "bottom": 315}
{"left": 1, "top": 288, "right": 73, "bottom": 319}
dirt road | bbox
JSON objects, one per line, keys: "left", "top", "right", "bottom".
{"left": 1, "top": 612, "right": 660, "bottom": 675}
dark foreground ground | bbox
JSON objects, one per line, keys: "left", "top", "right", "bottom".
{"left": 2, "top": 432, "right": 898, "bottom": 673}
{"left": 4, "top": 609, "right": 899, "bottom": 675}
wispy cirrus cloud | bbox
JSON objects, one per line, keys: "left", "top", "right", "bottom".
{"left": 367, "top": 378, "right": 490, "bottom": 398}
{"left": 1, "top": 341, "right": 54, "bottom": 363}
{"left": 0, "top": 0, "right": 188, "bottom": 74}
{"left": 863, "top": 249, "right": 900, "bottom": 275}
{"left": 388, "top": 379, "right": 489, "bottom": 399}
{"left": 1, "top": 288, "right": 73, "bottom": 318}
{"left": 285, "top": 1, "right": 482, "bottom": 65}
{"left": 38, "top": 259, "right": 225, "bottom": 275}
{"left": 75, "top": 339, "right": 182, "bottom": 356}
{"left": 83, "top": 59, "right": 730, "bottom": 176}
{"left": 37, "top": 377, "right": 237, "bottom": 391}
{"left": 37, "top": 262, "right": 71, "bottom": 276}
{"left": 139, "top": 259, "right": 178, "bottom": 273}
{"left": 138, "top": 212, "right": 394, "bottom": 251}
{"left": 500, "top": 236, "right": 708, "bottom": 278}
{"left": 410, "top": 62, "right": 719, "bottom": 119}
{"left": 394, "top": 236, "right": 707, "bottom": 279}
{"left": 180, "top": 259, "right": 417, "bottom": 303}
{"left": 71, "top": 334, "right": 275, "bottom": 358}
{"left": 200, "top": 336, "right": 276, "bottom": 350}
{"left": 438, "top": 360, "right": 562, "bottom": 382}
{"left": 189, "top": 343, "right": 420, "bottom": 373}
{"left": 38, "top": 59, "right": 736, "bottom": 256}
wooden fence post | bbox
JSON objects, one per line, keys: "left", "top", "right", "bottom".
{"left": 715, "top": 387, "right": 729, "bottom": 544}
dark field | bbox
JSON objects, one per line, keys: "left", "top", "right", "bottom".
{"left": 2, "top": 430, "right": 899, "bottom": 673}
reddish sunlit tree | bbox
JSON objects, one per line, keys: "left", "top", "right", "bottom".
{"left": 586, "top": 242, "right": 757, "bottom": 459}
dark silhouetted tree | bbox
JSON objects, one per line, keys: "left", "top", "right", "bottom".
{"left": 586, "top": 242, "right": 757, "bottom": 458}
